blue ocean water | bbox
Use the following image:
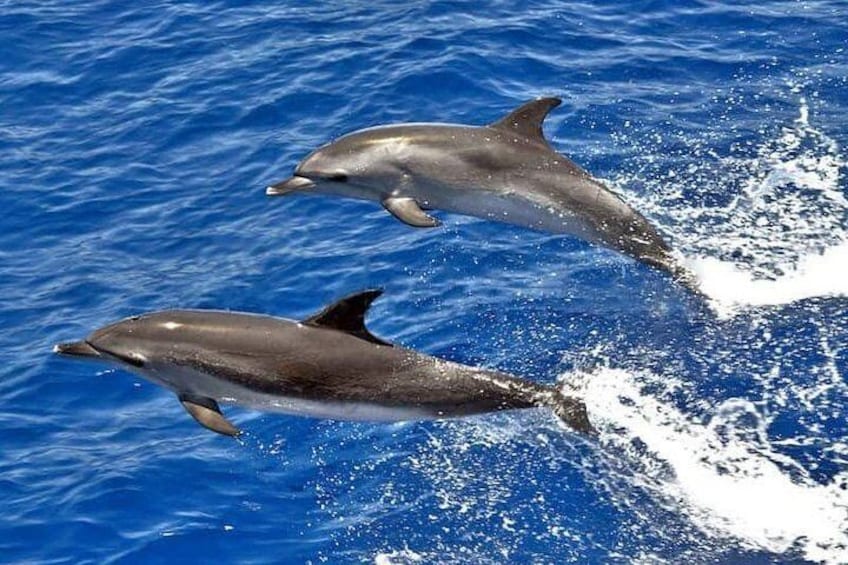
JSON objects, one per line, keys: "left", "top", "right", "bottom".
{"left": 2, "top": 1, "right": 847, "bottom": 562}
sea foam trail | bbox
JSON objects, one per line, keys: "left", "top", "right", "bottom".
{"left": 581, "top": 368, "right": 848, "bottom": 564}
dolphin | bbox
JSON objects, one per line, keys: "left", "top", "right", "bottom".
{"left": 54, "top": 290, "right": 592, "bottom": 437}
{"left": 267, "top": 97, "right": 700, "bottom": 294}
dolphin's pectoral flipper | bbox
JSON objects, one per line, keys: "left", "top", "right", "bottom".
{"left": 382, "top": 197, "right": 441, "bottom": 228}
{"left": 179, "top": 394, "right": 241, "bottom": 437}
{"left": 304, "top": 289, "right": 393, "bottom": 346}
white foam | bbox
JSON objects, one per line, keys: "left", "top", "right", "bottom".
{"left": 374, "top": 549, "right": 426, "bottom": 565}
{"left": 582, "top": 367, "right": 848, "bottom": 563}
{"left": 688, "top": 241, "right": 848, "bottom": 317}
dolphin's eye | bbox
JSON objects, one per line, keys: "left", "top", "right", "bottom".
{"left": 327, "top": 173, "right": 348, "bottom": 182}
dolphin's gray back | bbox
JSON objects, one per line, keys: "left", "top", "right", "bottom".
{"left": 141, "top": 310, "right": 545, "bottom": 416}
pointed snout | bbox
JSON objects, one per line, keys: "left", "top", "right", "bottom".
{"left": 53, "top": 340, "right": 102, "bottom": 359}
{"left": 265, "top": 175, "right": 315, "bottom": 196}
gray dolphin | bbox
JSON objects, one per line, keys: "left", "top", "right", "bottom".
{"left": 267, "top": 98, "right": 700, "bottom": 294}
{"left": 54, "top": 290, "right": 592, "bottom": 437}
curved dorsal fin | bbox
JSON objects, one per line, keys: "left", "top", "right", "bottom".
{"left": 303, "top": 289, "right": 392, "bottom": 346}
{"left": 489, "top": 97, "right": 561, "bottom": 145}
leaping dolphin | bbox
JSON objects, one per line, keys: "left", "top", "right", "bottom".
{"left": 54, "top": 290, "right": 592, "bottom": 437}
{"left": 267, "top": 98, "right": 700, "bottom": 295}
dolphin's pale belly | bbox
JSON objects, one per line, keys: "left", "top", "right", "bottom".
{"left": 219, "top": 385, "right": 439, "bottom": 421}
{"left": 423, "top": 185, "right": 601, "bottom": 241}
{"left": 150, "top": 364, "right": 442, "bottom": 421}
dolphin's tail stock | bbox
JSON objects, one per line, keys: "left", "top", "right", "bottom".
{"left": 547, "top": 390, "right": 595, "bottom": 435}
{"left": 639, "top": 251, "right": 705, "bottom": 299}
{"left": 669, "top": 262, "right": 706, "bottom": 299}
{"left": 655, "top": 257, "right": 706, "bottom": 300}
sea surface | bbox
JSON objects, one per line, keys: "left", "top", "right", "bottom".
{"left": 2, "top": 1, "right": 847, "bottom": 563}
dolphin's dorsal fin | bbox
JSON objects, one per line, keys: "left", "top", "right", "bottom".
{"left": 489, "top": 97, "right": 561, "bottom": 145}
{"left": 303, "top": 289, "right": 392, "bottom": 347}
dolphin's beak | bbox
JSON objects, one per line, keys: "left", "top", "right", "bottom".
{"left": 266, "top": 176, "right": 315, "bottom": 196}
{"left": 53, "top": 340, "right": 102, "bottom": 359}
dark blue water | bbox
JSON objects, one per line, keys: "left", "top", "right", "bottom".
{"left": 2, "top": 1, "right": 847, "bottom": 563}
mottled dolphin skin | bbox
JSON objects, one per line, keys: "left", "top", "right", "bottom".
{"left": 54, "top": 290, "right": 592, "bottom": 437}
{"left": 267, "top": 98, "right": 700, "bottom": 294}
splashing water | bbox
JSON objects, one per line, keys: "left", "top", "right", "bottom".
{"left": 581, "top": 368, "right": 848, "bottom": 564}
{"left": 620, "top": 91, "right": 848, "bottom": 316}
{"left": 689, "top": 242, "right": 848, "bottom": 316}
{"left": 374, "top": 548, "right": 427, "bottom": 565}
